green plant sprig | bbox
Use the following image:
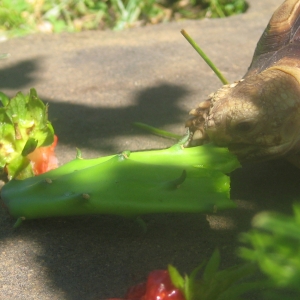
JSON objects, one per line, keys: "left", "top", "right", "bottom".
{"left": 133, "top": 122, "right": 182, "bottom": 139}
{"left": 181, "top": 29, "right": 229, "bottom": 85}
{"left": 239, "top": 203, "right": 300, "bottom": 296}
{"left": 168, "top": 249, "right": 265, "bottom": 300}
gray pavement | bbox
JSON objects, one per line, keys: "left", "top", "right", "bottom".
{"left": 1, "top": 1, "right": 300, "bottom": 299}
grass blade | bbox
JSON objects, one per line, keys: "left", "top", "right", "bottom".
{"left": 181, "top": 29, "right": 229, "bottom": 85}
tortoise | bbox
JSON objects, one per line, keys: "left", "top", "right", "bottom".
{"left": 186, "top": 0, "right": 300, "bottom": 167}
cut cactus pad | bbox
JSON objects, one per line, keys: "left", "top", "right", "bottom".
{"left": 1, "top": 144, "right": 240, "bottom": 223}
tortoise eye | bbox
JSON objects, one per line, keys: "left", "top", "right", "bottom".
{"left": 234, "top": 121, "right": 254, "bottom": 132}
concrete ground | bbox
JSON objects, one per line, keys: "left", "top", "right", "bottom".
{"left": 1, "top": 0, "right": 300, "bottom": 299}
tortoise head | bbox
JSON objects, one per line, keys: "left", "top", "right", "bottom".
{"left": 187, "top": 67, "right": 300, "bottom": 162}
{"left": 186, "top": 0, "right": 300, "bottom": 162}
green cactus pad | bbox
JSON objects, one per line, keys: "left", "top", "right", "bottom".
{"left": 1, "top": 144, "right": 240, "bottom": 222}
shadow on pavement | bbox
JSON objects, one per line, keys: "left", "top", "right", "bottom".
{"left": 0, "top": 58, "right": 43, "bottom": 89}
{"left": 47, "top": 82, "right": 190, "bottom": 153}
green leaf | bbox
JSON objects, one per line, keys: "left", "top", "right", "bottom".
{"left": 168, "top": 264, "right": 185, "bottom": 290}
{"left": 169, "top": 251, "right": 261, "bottom": 300}
{"left": 22, "top": 138, "right": 38, "bottom": 156}
{"left": 211, "top": 263, "right": 257, "bottom": 296}
{"left": 6, "top": 91, "right": 28, "bottom": 125}
{"left": 133, "top": 122, "right": 181, "bottom": 140}
{"left": 217, "top": 279, "right": 270, "bottom": 300}
{"left": 0, "top": 91, "right": 10, "bottom": 107}
{"left": 252, "top": 212, "right": 300, "bottom": 242}
{"left": 203, "top": 248, "right": 221, "bottom": 282}
{"left": 0, "top": 108, "right": 15, "bottom": 167}
{"left": 5, "top": 155, "right": 33, "bottom": 180}
{"left": 27, "top": 88, "right": 47, "bottom": 124}
{"left": 240, "top": 204, "right": 300, "bottom": 294}
{"left": 291, "top": 203, "right": 300, "bottom": 224}
{"left": 185, "top": 262, "right": 205, "bottom": 300}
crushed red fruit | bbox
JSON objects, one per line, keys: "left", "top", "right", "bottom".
{"left": 107, "top": 270, "right": 185, "bottom": 300}
{"left": 27, "top": 135, "right": 58, "bottom": 175}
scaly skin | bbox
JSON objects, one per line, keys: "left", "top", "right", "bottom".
{"left": 186, "top": 0, "right": 300, "bottom": 165}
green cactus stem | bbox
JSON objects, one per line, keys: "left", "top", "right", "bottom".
{"left": 1, "top": 144, "right": 240, "bottom": 222}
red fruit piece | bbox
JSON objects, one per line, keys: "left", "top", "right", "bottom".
{"left": 125, "top": 270, "right": 185, "bottom": 300}
{"left": 27, "top": 135, "right": 58, "bottom": 175}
